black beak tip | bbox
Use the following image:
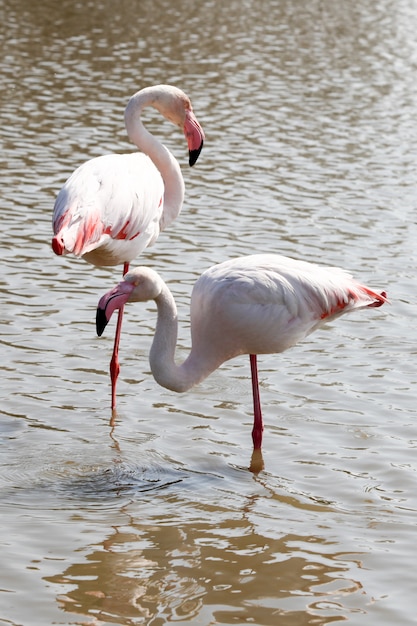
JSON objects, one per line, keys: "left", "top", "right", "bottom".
{"left": 96, "top": 307, "right": 108, "bottom": 337}
{"left": 189, "top": 141, "right": 203, "bottom": 167}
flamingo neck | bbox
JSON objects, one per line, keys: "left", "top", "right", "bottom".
{"left": 124, "top": 93, "right": 185, "bottom": 231}
{"left": 149, "top": 286, "right": 218, "bottom": 393}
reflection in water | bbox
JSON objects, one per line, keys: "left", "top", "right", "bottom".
{"left": 46, "top": 497, "right": 364, "bottom": 625}
{"left": 249, "top": 448, "right": 265, "bottom": 474}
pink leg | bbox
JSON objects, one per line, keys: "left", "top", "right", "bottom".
{"left": 110, "top": 306, "right": 123, "bottom": 410}
{"left": 110, "top": 262, "right": 129, "bottom": 410}
{"left": 250, "top": 354, "right": 263, "bottom": 449}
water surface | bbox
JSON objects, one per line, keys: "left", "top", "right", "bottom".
{"left": 1, "top": 0, "right": 416, "bottom": 624}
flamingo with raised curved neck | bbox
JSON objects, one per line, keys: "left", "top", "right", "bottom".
{"left": 52, "top": 84, "right": 205, "bottom": 408}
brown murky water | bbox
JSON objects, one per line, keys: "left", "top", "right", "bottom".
{"left": 1, "top": 0, "right": 416, "bottom": 624}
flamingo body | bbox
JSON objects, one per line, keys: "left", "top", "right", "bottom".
{"left": 52, "top": 153, "right": 164, "bottom": 266}
{"left": 188, "top": 255, "right": 376, "bottom": 360}
{"left": 96, "top": 254, "right": 387, "bottom": 448}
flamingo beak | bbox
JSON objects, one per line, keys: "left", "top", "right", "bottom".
{"left": 96, "top": 281, "right": 135, "bottom": 336}
{"left": 184, "top": 110, "right": 204, "bottom": 166}
{"left": 96, "top": 307, "right": 109, "bottom": 337}
{"left": 189, "top": 143, "right": 203, "bottom": 167}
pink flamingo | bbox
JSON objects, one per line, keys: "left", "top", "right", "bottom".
{"left": 52, "top": 85, "right": 205, "bottom": 409}
{"left": 96, "top": 253, "right": 387, "bottom": 452}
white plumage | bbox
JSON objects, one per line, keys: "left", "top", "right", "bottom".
{"left": 52, "top": 153, "right": 164, "bottom": 265}
{"left": 52, "top": 84, "right": 204, "bottom": 267}
{"left": 52, "top": 84, "right": 204, "bottom": 409}
{"left": 96, "top": 253, "right": 387, "bottom": 449}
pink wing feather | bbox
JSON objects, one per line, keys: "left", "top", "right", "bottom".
{"left": 52, "top": 153, "right": 164, "bottom": 264}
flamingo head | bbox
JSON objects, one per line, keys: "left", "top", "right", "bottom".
{"left": 96, "top": 267, "right": 164, "bottom": 336}
{"left": 96, "top": 280, "right": 135, "bottom": 336}
{"left": 125, "top": 84, "right": 205, "bottom": 167}
{"left": 152, "top": 86, "right": 205, "bottom": 165}
{"left": 184, "top": 109, "right": 204, "bottom": 166}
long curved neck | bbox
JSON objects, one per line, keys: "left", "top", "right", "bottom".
{"left": 149, "top": 286, "right": 216, "bottom": 393}
{"left": 124, "top": 92, "right": 185, "bottom": 230}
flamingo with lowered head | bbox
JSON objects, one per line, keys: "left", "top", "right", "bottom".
{"left": 96, "top": 253, "right": 387, "bottom": 453}
{"left": 52, "top": 84, "right": 205, "bottom": 409}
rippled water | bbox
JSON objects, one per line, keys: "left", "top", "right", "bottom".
{"left": 1, "top": 0, "right": 417, "bottom": 624}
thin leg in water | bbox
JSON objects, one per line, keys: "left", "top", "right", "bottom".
{"left": 250, "top": 354, "right": 263, "bottom": 450}
{"left": 110, "top": 262, "right": 129, "bottom": 410}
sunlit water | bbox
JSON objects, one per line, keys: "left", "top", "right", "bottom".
{"left": 1, "top": 0, "right": 416, "bottom": 624}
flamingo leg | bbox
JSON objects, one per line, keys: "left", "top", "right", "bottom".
{"left": 250, "top": 354, "right": 263, "bottom": 449}
{"left": 110, "top": 262, "right": 129, "bottom": 410}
